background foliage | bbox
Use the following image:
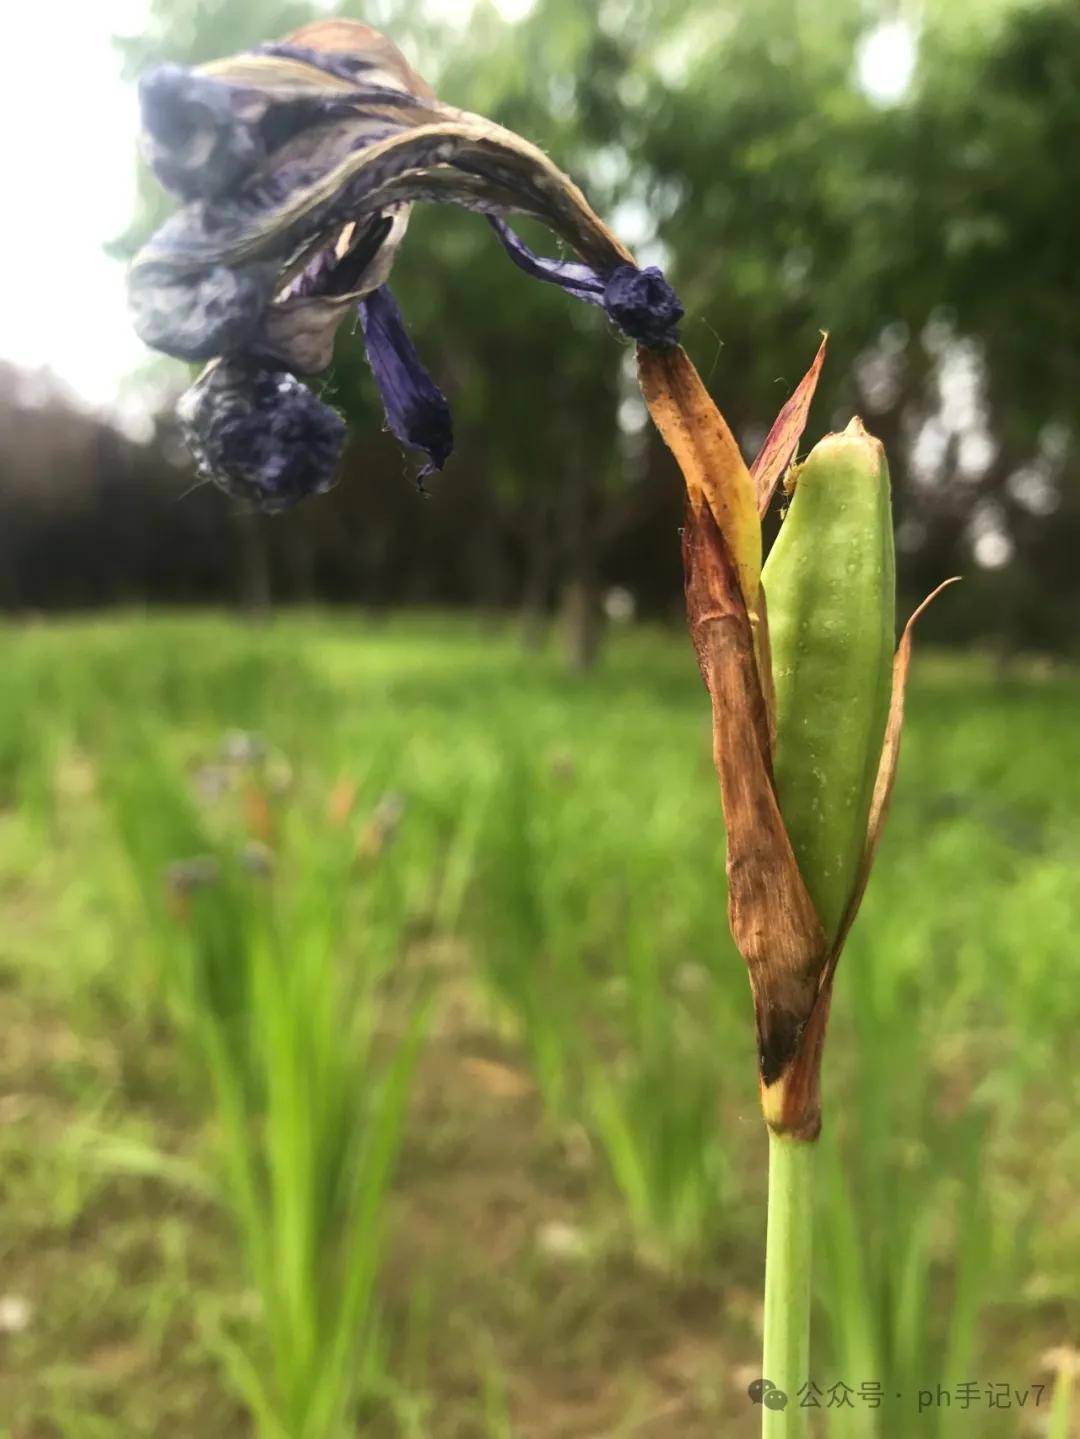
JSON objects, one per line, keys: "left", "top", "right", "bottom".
{"left": 1, "top": 615, "right": 1077, "bottom": 1436}
{"left": 3, "top": 0, "right": 1077, "bottom": 659}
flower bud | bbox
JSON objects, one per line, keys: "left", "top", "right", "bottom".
{"left": 762, "top": 417, "right": 896, "bottom": 945}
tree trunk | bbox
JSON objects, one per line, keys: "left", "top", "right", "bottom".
{"left": 559, "top": 450, "right": 602, "bottom": 673}
{"left": 559, "top": 573, "right": 601, "bottom": 671}
{"left": 519, "top": 495, "right": 552, "bottom": 651}
{"left": 282, "top": 512, "right": 316, "bottom": 604}
{"left": 234, "top": 509, "right": 271, "bottom": 616}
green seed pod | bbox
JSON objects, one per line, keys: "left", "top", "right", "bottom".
{"left": 761, "top": 417, "right": 896, "bottom": 946}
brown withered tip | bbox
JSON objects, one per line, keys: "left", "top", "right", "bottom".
{"left": 759, "top": 984, "right": 832, "bottom": 1141}
{"left": 750, "top": 333, "right": 828, "bottom": 519}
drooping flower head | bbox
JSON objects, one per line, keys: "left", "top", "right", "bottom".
{"left": 130, "top": 20, "right": 683, "bottom": 509}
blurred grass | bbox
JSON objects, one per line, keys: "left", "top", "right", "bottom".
{"left": 0, "top": 611, "right": 1076, "bottom": 1437}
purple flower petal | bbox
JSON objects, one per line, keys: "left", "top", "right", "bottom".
{"left": 488, "top": 216, "right": 607, "bottom": 306}
{"left": 489, "top": 218, "right": 683, "bottom": 349}
{"left": 359, "top": 286, "right": 452, "bottom": 481}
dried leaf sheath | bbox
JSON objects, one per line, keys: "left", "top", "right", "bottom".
{"left": 639, "top": 342, "right": 948, "bottom": 1142}
{"left": 683, "top": 503, "right": 826, "bottom": 1108}
{"left": 638, "top": 341, "right": 833, "bottom": 1134}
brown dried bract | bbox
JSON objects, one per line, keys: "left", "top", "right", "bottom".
{"left": 683, "top": 502, "right": 826, "bottom": 1108}
{"left": 750, "top": 334, "right": 828, "bottom": 518}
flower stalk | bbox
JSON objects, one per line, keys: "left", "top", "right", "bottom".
{"left": 763, "top": 1131, "right": 814, "bottom": 1435}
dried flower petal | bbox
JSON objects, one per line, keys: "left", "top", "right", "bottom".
{"left": 129, "top": 260, "right": 277, "bottom": 363}
{"left": 255, "top": 212, "right": 407, "bottom": 374}
{"left": 488, "top": 216, "right": 607, "bottom": 303}
{"left": 177, "top": 361, "right": 346, "bottom": 510}
{"left": 602, "top": 266, "right": 683, "bottom": 349}
{"left": 138, "top": 64, "right": 267, "bottom": 201}
{"left": 489, "top": 219, "right": 683, "bottom": 347}
{"left": 131, "top": 19, "right": 682, "bottom": 503}
{"left": 130, "top": 20, "right": 648, "bottom": 362}
{"left": 359, "top": 286, "right": 453, "bottom": 480}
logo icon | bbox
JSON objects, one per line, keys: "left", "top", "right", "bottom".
{"left": 748, "top": 1378, "right": 789, "bottom": 1411}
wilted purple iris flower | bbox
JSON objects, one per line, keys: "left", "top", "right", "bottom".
{"left": 129, "top": 20, "right": 683, "bottom": 511}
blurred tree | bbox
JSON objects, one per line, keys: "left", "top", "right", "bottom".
{"left": 641, "top": 0, "right": 1078, "bottom": 643}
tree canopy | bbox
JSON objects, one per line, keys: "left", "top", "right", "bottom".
{"left": 25, "top": 0, "right": 1072, "bottom": 650}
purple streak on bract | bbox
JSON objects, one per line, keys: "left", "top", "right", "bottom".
{"left": 258, "top": 42, "right": 420, "bottom": 102}
{"left": 489, "top": 217, "right": 683, "bottom": 349}
{"left": 359, "top": 286, "right": 453, "bottom": 482}
{"left": 258, "top": 42, "right": 377, "bottom": 88}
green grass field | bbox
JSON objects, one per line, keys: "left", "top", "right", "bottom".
{"left": 0, "top": 613, "right": 1076, "bottom": 1438}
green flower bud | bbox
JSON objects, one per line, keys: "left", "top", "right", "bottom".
{"left": 762, "top": 417, "right": 896, "bottom": 945}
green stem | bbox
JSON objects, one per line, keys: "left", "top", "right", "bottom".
{"left": 762, "top": 1129, "right": 815, "bottom": 1437}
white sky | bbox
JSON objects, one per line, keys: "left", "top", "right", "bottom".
{"left": 1, "top": 0, "right": 152, "bottom": 415}
{"left": 0, "top": 3, "right": 914, "bottom": 422}
{"left": 856, "top": 19, "right": 918, "bottom": 105}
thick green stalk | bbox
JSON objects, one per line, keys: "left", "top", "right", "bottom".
{"left": 762, "top": 1132, "right": 815, "bottom": 1437}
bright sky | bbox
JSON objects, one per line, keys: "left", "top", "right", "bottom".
{"left": 1, "top": 0, "right": 152, "bottom": 415}
{"left": 0, "top": 3, "right": 915, "bottom": 422}
{"left": 856, "top": 19, "right": 918, "bottom": 105}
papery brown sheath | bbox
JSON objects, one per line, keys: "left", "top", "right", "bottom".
{"left": 636, "top": 337, "right": 954, "bottom": 1139}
